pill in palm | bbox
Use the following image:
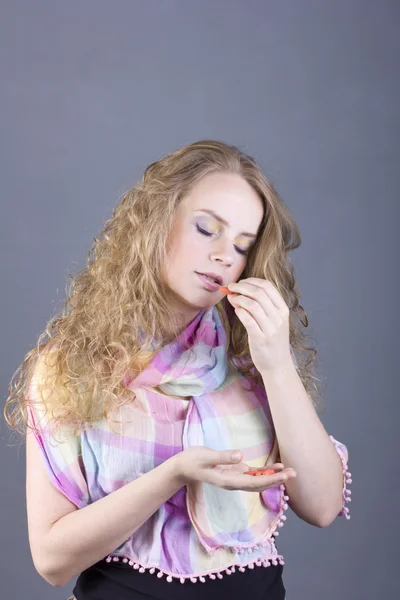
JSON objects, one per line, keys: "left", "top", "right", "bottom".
{"left": 243, "top": 468, "right": 276, "bottom": 476}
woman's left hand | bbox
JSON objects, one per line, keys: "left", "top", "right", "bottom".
{"left": 226, "top": 277, "right": 293, "bottom": 374}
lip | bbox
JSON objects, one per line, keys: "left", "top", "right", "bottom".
{"left": 195, "top": 271, "right": 223, "bottom": 285}
{"left": 196, "top": 272, "right": 222, "bottom": 291}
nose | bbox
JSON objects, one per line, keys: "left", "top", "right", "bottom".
{"left": 210, "top": 241, "right": 235, "bottom": 267}
{"left": 211, "top": 254, "right": 233, "bottom": 267}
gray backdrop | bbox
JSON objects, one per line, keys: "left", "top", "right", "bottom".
{"left": 1, "top": 1, "right": 398, "bottom": 598}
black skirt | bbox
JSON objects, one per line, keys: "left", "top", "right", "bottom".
{"left": 73, "top": 559, "right": 286, "bottom": 600}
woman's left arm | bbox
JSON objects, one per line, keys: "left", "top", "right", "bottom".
{"left": 226, "top": 277, "right": 351, "bottom": 528}
{"left": 261, "top": 361, "right": 346, "bottom": 528}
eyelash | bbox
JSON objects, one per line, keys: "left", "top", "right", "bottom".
{"left": 196, "top": 224, "right": 249, "bottom": 256}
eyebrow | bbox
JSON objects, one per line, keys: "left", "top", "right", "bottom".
{"left": 195, "top": 209, "right": 257, "bottom": 238}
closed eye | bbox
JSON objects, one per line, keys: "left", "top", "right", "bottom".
{"left": 196, "top": 224, "right": 249, "bottom": 256}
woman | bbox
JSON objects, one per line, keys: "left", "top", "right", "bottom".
{"left": 4, "top": 139, "right": 351, "bottom": 600}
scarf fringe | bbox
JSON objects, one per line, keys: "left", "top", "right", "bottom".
{"left": 104, "top": 554, "right": 285, "bottom": 584}
{"left": 329, "top": 435, "right": 352, "bottom": 519}
{"left": 104, "top": 483, "right": 290, "bottom": 584}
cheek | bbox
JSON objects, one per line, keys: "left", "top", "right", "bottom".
{"left": 168, "top": 232, "right": 201, "bottom": 268}
{"left": 180, "top": 231, "right": 203, "bottom": 254}
{"left": 232, "top": 262, "right": 247, "bottom": 282}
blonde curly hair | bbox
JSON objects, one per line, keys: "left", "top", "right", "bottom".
{"left": 4, "top": 139, "right": 325, "bottom": 441}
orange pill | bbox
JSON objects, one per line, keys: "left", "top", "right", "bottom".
{"left": 219, "top": 286, "right": 234, "bottom": 295}
{"left": 243, "top": 468, "right": 276, "bottom": 476}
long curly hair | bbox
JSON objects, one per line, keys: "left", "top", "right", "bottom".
{"left": 4, "top": 139, "right": 325, "bottom": 441}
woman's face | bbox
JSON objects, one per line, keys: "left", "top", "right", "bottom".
{"left": 163, "top": 171, "right": 265, "bottom": 334}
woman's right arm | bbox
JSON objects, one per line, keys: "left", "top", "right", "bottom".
{"left": 26, "top": 428, "right": 185, "bottom": 587}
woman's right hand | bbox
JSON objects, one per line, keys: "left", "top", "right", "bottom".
{"left": 175, "top": 446, "right": 297, "bottom": 492}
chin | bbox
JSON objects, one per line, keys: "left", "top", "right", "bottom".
{"left": 186, "top": 293, "right": 216, "bottom": 311}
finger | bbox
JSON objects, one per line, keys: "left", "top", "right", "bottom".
{"left": 238, "top": 278, "right": 288, "bottom": 313}
{"left": 246, "top": 463, "right": 284, "bottom": 470}
{"left": 260, "top": 469, "right": 296, "bottom": 482}
{"left": 245, "top": 471, "right": 291, "bottom": 486}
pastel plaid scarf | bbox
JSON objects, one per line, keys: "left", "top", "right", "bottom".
{"left": 123, "top": 304, "right": 291, "bottom": 555}
{"left": 27, "top": 301, "right": 351, "bottom": 579}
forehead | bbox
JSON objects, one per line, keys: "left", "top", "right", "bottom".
{"left": 181, "top": 172, "right": 264, "bottom": 230}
